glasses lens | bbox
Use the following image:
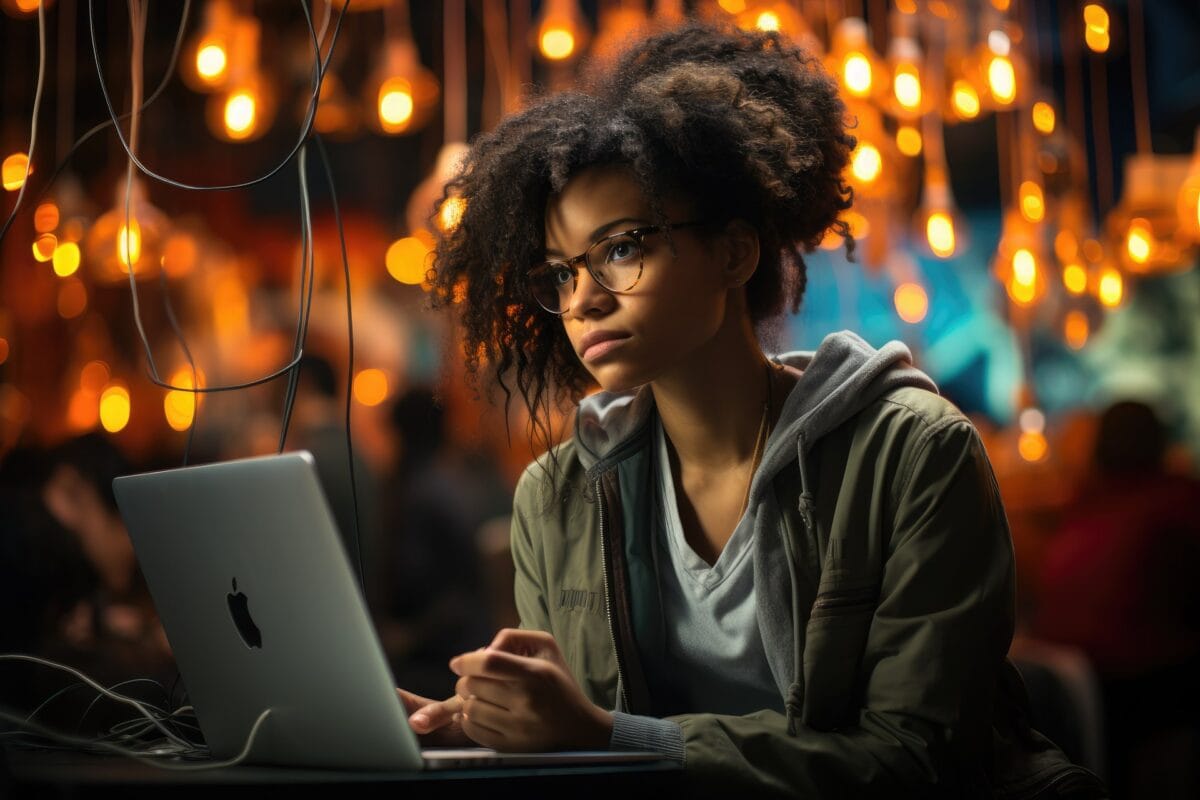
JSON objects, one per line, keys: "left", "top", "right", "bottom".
{"left": 530, "top": 262, "right": 575, "bottom": 314}
{"left": 588, "top": 233, "right": 643, "bottom": 293}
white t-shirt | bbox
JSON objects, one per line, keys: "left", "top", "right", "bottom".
{"left": 654, "top": 417, "right": 783, "bottom": 715}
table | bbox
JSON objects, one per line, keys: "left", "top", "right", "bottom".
{"left": 3, "top": 747, "right": 682, "bottom": 799}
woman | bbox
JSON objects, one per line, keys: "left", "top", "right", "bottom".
{"left": 399, "top": 21, "right": 1102, "bottom": 798}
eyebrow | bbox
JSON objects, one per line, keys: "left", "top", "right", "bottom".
{"left": 544, "top": 216, "right": 651, "bottom": 257}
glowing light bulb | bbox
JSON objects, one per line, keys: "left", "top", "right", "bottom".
{"left": 378, "top": 78, "right": 415, "bottom": 131}
{"left": 196, "top": 43, "right": 228, "bottom": 81}
{"left": 2, "top": 153, "right": 30, "bottom": 191}
{"left": 755, "top": 11, "right": 781, "bottom": 32}
{"left": 223, "top": 90, "right": 258, "bottom": 139}
{"left": 894, "top": 282, "right": 929, "bottom": 324}
{"left": 1032, "top": 102, "right": 1056, "bottom": 134}
{"left": 893, "top": 67, "right": 921, "bottom": 111}
{"left": 386, "top": 236, "right": 432, "bottom": 285}
{"left": 988, "top": 56, "right": 1017, "bottom": 105}
{"left": 164, "top": 367, "right": 203, "bottom": 432}
{"left": 33, "top": 202, "right": 59, "bottom": 233}
{"left": 32, "top": 233, "right": 57, "bottom": 262}
{"left": 1019, "top": 181, "right": 1045, "bottom": 223}
{"left": 1062, "top": 262, "right": 1088, "bottom": 294}
{"left": 1018, "top": 430, "right": 1048, "bottom": 462}
{"left": 118, "top": 221, "right": 142, "bottom": 269}
{"left": 99, "top": 384, "right": 131, "bottom": 433}
{"left": 438, "top": 196, "right": 467, "bottom": 232}
{"left": 851, "top": 144, "right": 883, "bottom": 184}
{"left": 926, "top": 212, "right": 956, "bottom": 258}
{"left": 1098, "top": 267, "right": 1123, "bottom": 307}
{"left": 1013, "top": 248, "right": 1037, "bottom": 285}
{"left": 1125, "top": 219, "right": 1152, "bottom": 266}
{"left": 53, "top": 242, "right": 81, "bottom": 277}
{"left": 843, "top": 53, "right": 872, "bottom": 97}
{"left": 896, "top": 125, "right": 922, "bottom": 157}
{"left": 952, "top": 80, "right": 980, "bottom": 119}
{"left": 1064, "top": 310, "right": 1089, "bottom": 349}
{"left": 1084, "top": 4, "right": 1110, "bottom": 53}
{"left": 540, "top": 28, "right": 576, "bottom": 60}
{"left": 352, "top": 369, "right": 389, "bottom": 406}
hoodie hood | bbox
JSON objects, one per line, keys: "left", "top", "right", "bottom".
{"left": 574, "top": 330, "right": 937, "bottom": 473}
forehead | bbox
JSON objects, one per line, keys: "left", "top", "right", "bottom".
{"left": 543, "top": 166, "right": 653, "bottom": 251}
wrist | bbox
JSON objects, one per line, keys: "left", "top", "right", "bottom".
{"left": 582, "top": 705, "right": 614, "bottom": 750}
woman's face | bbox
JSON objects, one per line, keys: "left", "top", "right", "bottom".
{"left": 543, "top": 166, "right": 738, "bottom": 393}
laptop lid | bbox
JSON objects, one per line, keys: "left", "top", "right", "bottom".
{"left": 113, "top": 451, "right": 423, "bottom": 770}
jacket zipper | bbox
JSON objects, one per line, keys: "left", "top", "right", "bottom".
{"left": 596, "top": 477, "right": 631, "bottom": 712}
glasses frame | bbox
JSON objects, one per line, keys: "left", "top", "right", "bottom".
{"left": 529, "top": 220, "right": 708, "bottom": 316}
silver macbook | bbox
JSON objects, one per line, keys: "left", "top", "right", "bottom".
{"left": 112, "top": 451, "right": 664, "bottom": 771}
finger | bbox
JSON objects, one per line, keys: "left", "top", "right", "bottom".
{"left": 395, "top": 688, "right": 436, "bottom": 715}
{"left": 409, "top": 694, "right": 463, "bottom": 734}
{"left": 456, "top": 674, "right": 514, "bottom": 710}
{"left": 459, "top": 698, "right": 509, "bottom": 748}
{"left": 450, "top": 648, "right": 549, "bottom": 681}
{"left": 489, "top": 628, "right": 557, "bottom": 658}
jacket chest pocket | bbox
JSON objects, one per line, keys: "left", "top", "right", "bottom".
{"left": 802, "top": 585, "right": 878, "bottom": 730}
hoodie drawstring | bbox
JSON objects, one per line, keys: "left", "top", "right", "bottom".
{"left": 783, "top": 432, "right": 814, "bottom": 736}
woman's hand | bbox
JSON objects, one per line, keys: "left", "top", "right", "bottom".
{"left": 449, "top": 628, "right": 613, "bottom": 752}
{"left": 395, "top": 688, "right": 471, "bottom": 747}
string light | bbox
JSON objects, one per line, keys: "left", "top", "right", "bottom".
{"left": 33, "top": 201, "right": 58, "bottom": 232}
{"left": 32, "top": 233, "right": 57, "bottom": 262}
{"left": 1019, "top": 181, "right": 1045, "bottom": 223}
{"left": 99, "top": 384, "right": 131, "bottom": 433}
{"left": 985, "top": 31, "right": 1017, "bottom": 106}
{"left": 1064, "top": 310, "right": 1089, "bottom": 349}
{"left": 52, "top": 241, "right": 81, "bottom": 277}
{"left": 1097, "top": 266, "right": 1123, "bottom": 307}
{"left": 536, "top": 0, "right": 588, "bottom": 62}
{"left": 164, "top": 367, "right": 203, "bottom": 432}
{"left": 951, "top": 80, "right": 981, "bottom": 119}
{"left": 896, "top": 125, "right": 922, "bottom": 157}
{"left": 1032, "top": 101, "right": 1056, "bottom": 135}
{"left": 386, "top": 233, "right": 432, "bottom": 284}
{"left": 2, "top": 153, "right": 30, "bottom": 191}
{"left": 352, "top": 369, "right": 389, "bottom": 406}
{"left": 851, "top": 144, "right": 883, "bottom": 184}
{"left": 1125, "top": 218, "right": 1153, "bottom": 266}
{"left": 1062, "top": 263, "right": 1088, "bottom": 294}
{"left": 894, "top": 282, "right": 929, "bottom": 323}
{"left": 1084, "top": 4, "right": 1111, "bottom": 53}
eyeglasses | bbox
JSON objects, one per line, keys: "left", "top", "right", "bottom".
{"left": 528, "top": 220, "right": 707, "bottom": 315}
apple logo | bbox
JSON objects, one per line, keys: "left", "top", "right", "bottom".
{"left": 227, "top": 577, "right": 262, "bottom": 649}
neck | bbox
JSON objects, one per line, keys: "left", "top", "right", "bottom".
{"left": 650, "top": 302, "right": 771, "bottom": 472}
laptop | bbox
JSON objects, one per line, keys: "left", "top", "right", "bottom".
{"left": 112, "top": 451, "right": 666, "bottom": 771}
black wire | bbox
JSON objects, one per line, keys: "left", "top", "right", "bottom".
{"left": 313, "top": 134, "right": 365, "bottom": 597}
{"left": 0, "top": 0, "right": 194, "bottom": 246}
{"left": 85, "top": 0, "right": 350, "bottom": 193}
{"left": 276, "top": 146, "right": 317, "bottom": 454}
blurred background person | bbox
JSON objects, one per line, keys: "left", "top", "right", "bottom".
{"left": 375, "top": 386, "right": 509, "bottom": 698}
{"left": 1034, "top": 400, "right": 1200, "bottom": 800}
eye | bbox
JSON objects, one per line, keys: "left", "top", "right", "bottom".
{"left": 550, "top": 265, "right": 574, "bottom": 287}
{"left": 604, "top": 236, "right": 639, "bottom": 264}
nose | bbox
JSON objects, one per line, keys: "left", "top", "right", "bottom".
{"left": 565, "top": 264, "right": 615, "bottom": 318}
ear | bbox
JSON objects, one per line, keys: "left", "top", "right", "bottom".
{"left": 721, "top": 219, "right": 760, "bottom": 288}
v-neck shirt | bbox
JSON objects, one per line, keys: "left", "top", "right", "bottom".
{"left": 653, "top": 416, "right": 782, "bottom": 715}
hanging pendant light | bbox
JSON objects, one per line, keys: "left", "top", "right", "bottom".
{"left": 367, "top": 0, "right": 439, "bottom": 136}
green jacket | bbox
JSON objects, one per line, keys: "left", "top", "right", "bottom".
{"left": 510, "top": 332, "right": 1103, "bottom": 798}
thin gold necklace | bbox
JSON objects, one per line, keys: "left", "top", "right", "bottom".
{"left": 739, "top": 360, "right": 774, "bottom": 517}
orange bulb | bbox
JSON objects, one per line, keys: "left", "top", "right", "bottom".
{"left": 1019, "top": 181, "right": 1045, "bottom": 223}
{"left": 988, "top": 56, "right": 1017, "bottom": 104}
{"left": 196, "top": 43, "right": 228, "bottom": 81}
{"left": 1062, "top": 263, "right": 1088, "bottom": 294}
{"left": 378, "top": 78, "right": 415, "bottom": 132}
{"left": 843, "top": 53, "right": 873, "bottom": 97}
{"left": 540, "top": 28, "right": 575, "bottom": 60}
{"left": 2, "top": 153, "right": 30, "bottom": 191}
{"left": 894, "top": 282, "right": 929, "bottom": 324}
{"left": 53, "top": 242, "right": 81, "bottom": 277}
{"left": 1125, "top": 219, "right": 1153, "bottom": 266}
{"left": 1018, "top": 430, "right": 1049, "bottom": 462}
{"left": 99, "top": 385, "right": 131, "bottom": 433}
{"left": 386, "top": 236, "right": 432, "bottom": 284}
{"left": 893, "top": 66, "right": 921, "bottom": 111}
{"left": 1064, "top": 311, "right": 1089, "bottom": 349}
{"left": 755, "top": 11, "right": 781, "bottom": 32}
{"left": 951, "top": 80, "right": 980, "bottom": 119}
{"left": 34, "top": 202, "right": 59, "bottom": 233}
{"left": 1098, "top": 267, "right": 1123, "bottom": 307}
{"left": 851, "top": 144, "right": 883, "bottom": 184}
{"left": 1032, "top": 102, "right": 1056, "bottom": 135}
{"left": 896, "top": 126, "right": 922, "bottom": 157}
{"left": 352, "top": 369, "right": 389, "bottom": 406}
{"left": 926, "top": 212, "right": 956, "bottom": 258}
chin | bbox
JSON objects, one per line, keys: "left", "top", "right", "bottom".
{"left": 587, "top": 362, "right": 653, "bottom": 395}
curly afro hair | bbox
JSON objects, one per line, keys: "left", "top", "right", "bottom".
{"left": 429, "top": 20, "right": 855, "bottom": 448}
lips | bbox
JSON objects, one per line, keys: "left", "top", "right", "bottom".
{"left": 578, "top": 330, "right": 631, "bottom": 362}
